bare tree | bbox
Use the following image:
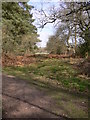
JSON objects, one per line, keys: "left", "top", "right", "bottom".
{"left": 34, "top": 1, "right": 90, "bottom": 56}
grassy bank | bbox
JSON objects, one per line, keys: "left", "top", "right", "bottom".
{"left": 3, "top": 58, "right": 89, "bottom": 93}
{"left": 3, "top": 58, "right": 89, "bottom": 118}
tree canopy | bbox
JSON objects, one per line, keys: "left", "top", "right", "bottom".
{"left": 46, "top": 34, "right": 67, "bottom": 55}
{"left": 36, "top": 2, "right": 90, "bottom": 57}
{"left": 2, "top": 2, "right": 40, "bottom": 55}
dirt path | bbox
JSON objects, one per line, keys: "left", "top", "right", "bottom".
{"left": 2, "top": 74, "right": 67, "bottom": 119}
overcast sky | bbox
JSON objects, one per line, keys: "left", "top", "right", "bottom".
{"left": 27, "top": 0, "right": 60, "bottom": 47}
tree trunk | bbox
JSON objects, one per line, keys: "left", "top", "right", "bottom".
{"left": 75, "top": 24, "right": 77, "bottom": 54}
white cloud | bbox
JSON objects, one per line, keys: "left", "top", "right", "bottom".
{"left": 29, "top": 0, "right": 89, "bottom": 2}
{"left": 37, "top": 24, "right": 55, "bottom": 47}
{"left": 28, "top": 0, "right": 60, "bottom": 3}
